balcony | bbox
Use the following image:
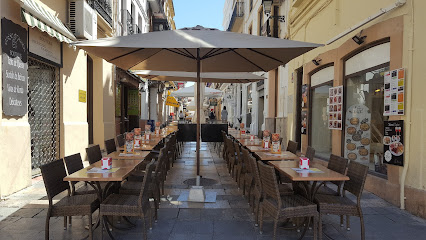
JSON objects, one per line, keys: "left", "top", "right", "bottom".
{"left": 226, "top": 1, "right": 244, "bottom": 31}
{"left": 88, "top": 0, "right": 112, "bottom": 26}
{"left": 127, "top": 10, "right": 134, "bottom": 34}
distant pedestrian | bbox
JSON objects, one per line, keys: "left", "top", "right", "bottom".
{"left": 209, "top": 109, "right": 216, "bottom": 123}
{"left": 221, "top": 106, "right": 228, "bottom": 123}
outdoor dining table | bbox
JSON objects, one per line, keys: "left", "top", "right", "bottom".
{"left": 255, "top": 151, "right": 298, "bottom": 161}
{"left": 106, "top": 151, "right": 150, "bottom": 160}
{"left": 268, "top": 160, "right": 349, "bottom": 201}
{"left": 246, "top": 145, "right": 271, "bottom": 152}
{"left": 238, "top": 138, "right": 263, "bottom": 146}
{"left": 117, "top": 143, "right": 156, "bottom": 151}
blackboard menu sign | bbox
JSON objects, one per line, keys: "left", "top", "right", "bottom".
{"left": 383, "top": 120, "right": 404, "bottom": 166}
{"left": 1, "top": 18, "right": 28, "bottom": 116}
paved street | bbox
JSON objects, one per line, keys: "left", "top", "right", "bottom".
{"left": 1, "top": 143, "right": 426, "bottom": 240}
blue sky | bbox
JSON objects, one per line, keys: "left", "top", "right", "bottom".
{"left": 174, "top": 0, "right": 226, "bottom": 30}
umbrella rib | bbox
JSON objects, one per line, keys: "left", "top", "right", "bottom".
{"left": 248, "top": 48, "right": 283, "bottom": 64}
{"left": 173, "top": 48, "right": 195, "bottom": 59}
{"left": 202, "top": 48, "right": 221, "bottom": 59}
{"left": 109, "top": 48, "right": 145, "bottom": 61}
{"left": 201, "top": 49, "right": 234, "bottom": 60}
{"left": 127, "top": 49, "right": 164, "bottom": 70}
{"left": 183, "top": 48, "right": 196, "bottom": 59}
{"left": 230, "top": 49, "right": 267, "bottom": 72}
{"left": 164, "top": 48, "right": 196, "bottom": 59}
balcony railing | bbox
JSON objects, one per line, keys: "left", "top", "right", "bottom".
{"left": 226, "top": 1, "right": 244, "bottom": 31}
{"left": 127, "top": 10, "right": 134, "bottom": 34}
{"left": 88, "top": 0, "right": 112, "bottom": 26}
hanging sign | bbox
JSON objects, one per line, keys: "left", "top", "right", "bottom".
{"left": 384, "top": 68, "right": 405, "bottom": 116}
{"left": 328, "top": 85, "right": 343, "bottom": 130}
{"left": 344, "top": 104, "right": 371, "bottom": 163}
{"left": 165, "top": 95, "right": 180, "bottom": 107}
{"left": 1, "top": 18, "right": 28, "bottom": 116}
{"left": 383, "top": 120, "right": 404, "bottom": 166}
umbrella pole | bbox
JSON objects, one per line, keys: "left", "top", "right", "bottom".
{"left": 196, "top": 48, "right": 201, "bottom": 180}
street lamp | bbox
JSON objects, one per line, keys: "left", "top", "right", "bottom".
{"left": 262, "top": 0, "right": 285, "bottom": 37}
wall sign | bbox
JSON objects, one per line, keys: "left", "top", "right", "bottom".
{"left": 328, "top": 85, "right": 343, "bottom": 130}
{"left": 29, "top": 27, "right": 62, "bottom": 66}
{"left": 383, "top": 120, "right": 404, "bottom": 166}
{"left": 301, "top": 84, "right": 308, "bottom": 108}
{"left": 384, "top": 68, "right": 404, "bottom": 116}
{"left": 301, "top": 110, "right": 307, "bottom": 134}
{"left": 78, "top": 90, "right": 86, "bottom": 103}
{"left": 344, "top": 104, "right": 371, "bottom": 163}
{"left": 1, "top": 18, "right": 28, "bottom": 116}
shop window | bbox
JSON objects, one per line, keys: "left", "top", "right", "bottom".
{"left": 344, "top": 42, "right": 390, "bottom": 175}
{"left": 345, "top": 64, "right": 389, "bottom": 175}
{"left": 310, "top": 82, "right": 333, "bottom": 159}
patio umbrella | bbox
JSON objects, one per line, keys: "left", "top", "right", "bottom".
{"left": 132, "top": 70, "right": 266, "bottom": 83}
{"left": 72, "top": 25, "right": 322, "bottom": 176}
{"left": 170, "top": 85, "right": 223, "bottom": 97}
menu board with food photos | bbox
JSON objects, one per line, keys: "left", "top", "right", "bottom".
{"left": 383, "top": 120, "right": 404, "bottom": 166}
{"left": 328, "top": 85, "right": 343, "bottom": 130}
{"left": 344, "top": 104, "right": 371, "bottom": 163}
{"left": 384, "top": 68, "right": 405, "bottom": 116}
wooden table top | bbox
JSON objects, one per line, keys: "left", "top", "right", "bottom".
{"left": 118, "top": 144, "right": 155, "bottom": 151}
{"left": 268, "top": 161, "right": 349, "bottom": 182}
{"left": 255, "top": 151, "right": 298, "bottom": 161}
{"left": 64, "top": 160, "right": 143, "bottom": 182}
{"left": 106, "top": 151, "right": 150, "bottom": 160}
{"left": 246, "top": 145, "right": 271, "bottom": 152}
{"left": 238, "top": 139, "right": 263, "bottom": 146}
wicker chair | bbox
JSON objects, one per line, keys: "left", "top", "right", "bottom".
{"left": 305, "top": 146, "right": 316, "bottom": 160}
{"left": 317, "top": 154, "right": 349, "bottom": 196}
{"left": 233, "top": 141, "right": 243, "bottom": 182}
{"left": 247, "top": 154, "right": 293, "bottom": 226}
{"left": 86, "top": 145, "right": 102, "bottom": 165}
{"left": 315, "top": 161, "right": 368, "bottom": 240}
{"left": 116, "top": 134, "right": 125, "bottom": 147}
{"left": 221, "top": 131, "right": 228, "bottom": 159}
{"left": 40, "top": 159, "right": 99, "bottom": 240}
{"left": 286, "top": 140, "right": 298, "bottom": 154}
{"left": 257, "top": 161, "right": 319, "bottom": 240}
{"left": 241, "top": 148, "right": 252, "bottom": 196}
{"left": 100, "top": 160, "right": 156, "bottom": 240}
{"left": 64, "top": 153, "right": 97, "bottom": 196}
{"left": 225, "top": 137, "right": 236, "bottom": 174}
{"left": 104, "top": 138, "right": 117, "bottom": 154}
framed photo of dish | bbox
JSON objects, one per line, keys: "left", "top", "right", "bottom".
{"left": 344, "top": 104, "right": 371, "bottom": 163}
{"left": 301, "top": 84, "right": 308, "bottom": 108}
{"left": 328, "top": 85, "right": 343, "bottom": 130}
{"left": 383, "top": 120, "right": 404, "bottom": 166}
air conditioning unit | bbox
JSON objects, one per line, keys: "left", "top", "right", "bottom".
{"left": 69, "top": 0, "right": 97, "bottom": 40}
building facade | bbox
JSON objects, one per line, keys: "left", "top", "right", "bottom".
{"left": 0, "top": 0, "right": 116, "bottom": 197}
{"left": 225, "top": 0, "right": 426, "bottom": 218}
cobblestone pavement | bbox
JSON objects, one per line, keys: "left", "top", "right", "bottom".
{"left": 1, "top": 142, "right": 426, "bottom": 239}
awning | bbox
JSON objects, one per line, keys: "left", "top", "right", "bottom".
{"left": 17, "top": 0, "right": 76, "bottom": 43}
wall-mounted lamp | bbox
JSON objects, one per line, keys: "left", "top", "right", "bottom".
{"left": 312, "top": 58, "right": 321, "bottom": 66}
{"left": 352, "top": 31, "right": 367, "bottom": 45}
{"left": 262, "top": 0, "right": 285, "bottom": 37}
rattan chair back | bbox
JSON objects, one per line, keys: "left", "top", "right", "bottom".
{"left": 257, "top": 161, "right": 281, "bottom": 208}
{"left": 86, "top": 145, "right": 102, "bottom": 165}
{"left": 233, "top": 141, "right": 241, "bottom": 161}
{"left": 40, "top": 159, "right": 70, "bottom": 200}
{"left": 248, "top": 155, "right": 262, "bottom": 193}
{"left": 116, "top": 134, "right": 125, "bottom": 147}
{"left": 343, "top": 161, "right": 368, "bottom": 199}
{"left": 104, "top": 138, "right": 116, "bottom": 154}
{"left": 305, "top": 146, "right": 315, "bottom": 160}
{"left": 138, "top": 160, "right": 155, "bottom": 209}
{"left": 328, "top": 154, "right": 349, "bottom": 186}
{"left": 64, "top": 153, "right": 83, "bottom": 175}
{"left": 241, "top": 147, "right": 251, "bottom": 173}
{"left": 286, "top": 140, "right": 298, "bottom": 154}
{"left": 155, "top": 147, "right": 167, "bottom": 175}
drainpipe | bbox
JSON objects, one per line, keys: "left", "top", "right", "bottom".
{"left": 400, "top": 0, "right": 414, "bottom": 210}
{"left": 326, "top": 0, "right": 407, "bottom": 45}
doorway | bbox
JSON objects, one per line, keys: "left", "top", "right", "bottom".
{"left": 258, "top": 93, "right": 264, "bottom": 137}
{"left": 28, "top": 58, "right": 60, "bottom": 169}
{"left": 295, "top": 67, "right": 303, "bottom": 150}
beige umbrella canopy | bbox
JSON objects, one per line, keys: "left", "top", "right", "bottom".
{"left": 72, "top": 25, "right": 322, "bottom": 176}
{"left": 132, "top": 70, "right": 266, "bottom": 83}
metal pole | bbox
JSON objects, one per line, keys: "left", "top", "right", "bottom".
{"left": 196, "top": 49, "right": 201, "bottom": 177}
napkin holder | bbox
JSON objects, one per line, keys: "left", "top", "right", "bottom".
{"left": 250, "top": 135, "right": 255, "bottom": 141}
{"left": 101, "top": 157, "right": 112, "bottom": 170}
{"left": 299, "top": 157, "right": 310, "bottom": 170}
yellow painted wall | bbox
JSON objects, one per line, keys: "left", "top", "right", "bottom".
{"left": 285, "top": 0, "right": 426, "bottom": 194}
